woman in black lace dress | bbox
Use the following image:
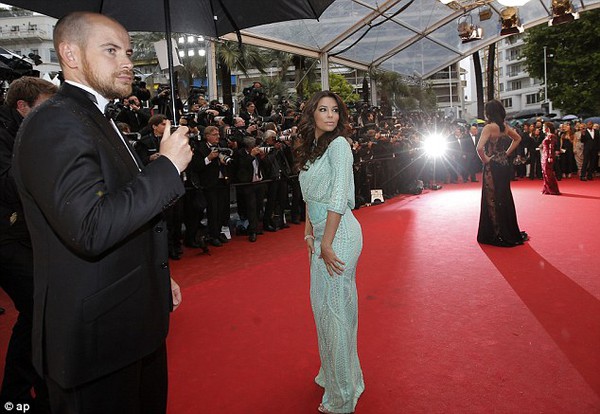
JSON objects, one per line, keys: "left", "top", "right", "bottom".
{"left": 476, "top": 100, "right": 528, "bottom": 247}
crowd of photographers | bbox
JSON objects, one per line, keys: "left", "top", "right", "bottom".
{"left": 108, "top": 80, "right": 490, "bottom": 258}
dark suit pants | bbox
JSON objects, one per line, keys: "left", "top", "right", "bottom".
{"left": 46, "top": 342, "right": 167, "bottom": 414}
{"left": 263, "top": 179, "right": 286, "bottom": 227}
{"left": 203, "top": 181, "right": 229, "bottom": 239}
{"left": 239, "top": 182, "right": 266, "bottom": 234}
{"left": 581, "top": 149, "right": 597, "bottom": 178}
{"left": 183, "top": 188, "right": 207, "bottom": 244}
{"left": 0, "top": 242, "right": 49, "bottom": 411}
{"left": 529, "top": 153, "right": 542, "bottom": 179}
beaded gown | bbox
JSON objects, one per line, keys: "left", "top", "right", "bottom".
{"left": 477, "top": 135, "right": 526, "bottom": 247}
{"left": 541, "top": 134, "right": 561, "bottom": 195}
{"left": 299, "top": 136, "right": 364, "bottom": 413}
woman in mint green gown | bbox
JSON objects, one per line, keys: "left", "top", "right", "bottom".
{"left": 296, "top": 91, "right": 364, "bottom": 414}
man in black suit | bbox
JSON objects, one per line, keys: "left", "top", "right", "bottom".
{"left": 12, "top": 12, "right": 192, "bottom": 414}
{"left": 232, "top": 136, "right": 267, "bottom": 242}
{"left": 115, "top": 94, "right": 149, "bottom": 132}
{"left": 190, "top": 125, "right": 230, "bottom": 247}
{"left": 0, "top": 76, "right": 57, "bottom": 413}
{"left": 580, "top": 121, "right": 599, "bottom": 180}
{"left": 459, "top": 125, "right": 480, "bottom": 182}
{"left": 136, "top": 114, "right": 167, "bottom": 166}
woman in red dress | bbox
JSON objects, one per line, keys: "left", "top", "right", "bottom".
{"left": 541, "top": 121, "right": 561, "bottom": 195}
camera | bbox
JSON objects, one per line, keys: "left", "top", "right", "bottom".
{"left": 258, "top": 145, "right": 274, "bottom": 154}
{"left": 212, "top": 147, "right": 234, "bottom": 165}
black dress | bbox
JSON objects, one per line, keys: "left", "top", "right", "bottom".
{"left": 477, "top": 136, "right": 527, "bottom": 247}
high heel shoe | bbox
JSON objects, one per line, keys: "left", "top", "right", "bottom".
{"left": 318, "top": 404, "right": 353, "bottom": 414}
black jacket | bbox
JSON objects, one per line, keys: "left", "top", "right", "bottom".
{"left": 0, "top": 105, "right": 28, "bottom": 245}
{"left": 13, "top": 83, "right": 185, "bottom": 388}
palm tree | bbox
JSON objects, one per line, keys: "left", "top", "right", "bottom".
{"left": 216, "top": 41, "right": 268, "bottom": 108}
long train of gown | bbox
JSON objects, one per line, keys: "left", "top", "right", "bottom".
{"left": 299, "top": 137, "right": 364, "bottom": 413}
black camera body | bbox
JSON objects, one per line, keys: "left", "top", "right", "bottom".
{"left": 212, "top": 147, "right": 234, "bottom": 165}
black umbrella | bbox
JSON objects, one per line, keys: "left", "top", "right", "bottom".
{"left": 2, "top": 0, "right": 335, "bottom": 119}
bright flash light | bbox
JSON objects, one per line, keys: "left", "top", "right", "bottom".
{"left": 423, "top": 134, "right": 447, "bottom": 157}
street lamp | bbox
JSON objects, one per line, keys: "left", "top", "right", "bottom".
{"left": 543, "top": 46, "right": 553, "bottom": 114}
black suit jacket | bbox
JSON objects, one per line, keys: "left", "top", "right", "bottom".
{"left": 12, "top": 83, "right": 185, "bottom": 388}
{"left": 459, "top": 133, "right": 478, "bottom": 157}
{"left": 115, "top": 107, "right": 149, "bottom": 132}
{"left": 232, "top": 148, "right": 265, "bottom": 183}
{"left": 580, "top": 129, "right": 599, "bottom": 153}
{"left": 136, "top": 132, "right": 161, "bottom": 166}
{"left": 190, "top": 142, "right": 224, "bottom": 189}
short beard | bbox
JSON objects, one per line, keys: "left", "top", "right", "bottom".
{"left": 81, "top": 56, "right": 132, "bottom": 99}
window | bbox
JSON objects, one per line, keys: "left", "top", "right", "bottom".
{"left": 31, "top": 49, "right": 38, "bottom": 56}
{"left": 49, "top": 49, "right": 58, "bottom": 63}
{"left": 499, "top": 83, "right": 504, "bottom": 92}
{"left": 501, "top": 98, "right": 513, "bottom": 108}
{"left": 508, "top": 64, "right": 521, "bottom": 77}
{"left": 499, "top": 67, "right": 503, "bottom": 76}
{"left": 526, "top": 93, "right": 541, "bottom": 104}
{"left": 509, "top": 80, "right": 522, "bottom": 91}
{"left": 507, "top": 48, "right": 521, "bottom": 61}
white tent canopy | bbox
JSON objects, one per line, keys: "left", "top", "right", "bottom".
{"left": 222, "top": 0, "right": 600, "bottom": 78}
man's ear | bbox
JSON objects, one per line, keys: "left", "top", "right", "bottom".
{"left": 59, "top": 42, "right": 79, "bottom": 69}
{"left": 15, "top": 99, "right": 30, "bottom": 113}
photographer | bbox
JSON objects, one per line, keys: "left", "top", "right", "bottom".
{"left": 115, "top": 94, "right": 149, "bottom": 132}
{"left": 151, "top": 84, "right": 183, "bottom": 121}
{"left": 178, "top": 115, "right": 209, "bottom": 252}
{"left": 188, "top": 126, "right": 231, "bottom": 247}
{"left": 0, "top": 76, "right": 56, "bottom": 412}
{"left": 131, "top": 76, "right": 150, "bottom": 105}
{"left": 242, "top": 81, "right": 270, "bottom": 117}
{"left": 260, "top": 129, "right": 293, "bottom": 231}
{"left": 239, "top": 100, "right": 261, "bottom": 131}
{"left": 136, "top": 114, "right": 167, "bottom": 166}
{"left": 231, "top": 136, "right": 267, "bottom": 242}
{"left": 196, "top": 97, "right": 220, "bottom": 128}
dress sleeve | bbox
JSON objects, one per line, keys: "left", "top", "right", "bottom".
{"left": 327, "top": 136, "right": 354, "bottom": 214}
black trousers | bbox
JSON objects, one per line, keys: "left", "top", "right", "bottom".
{"left": 239, "top": 182, "right": 266, "bottom": 234}
{"left": 46, "top": 343, "right": 167, "bottom": 414}
{"left": 183, "top": 188, "right": 207, "bottom": 244}
{"left": 581, "top": 149, "right": 597, "bottom": 178}
{"left": 529, "top": 152, "right": 542, "bottom": 179}
{"left": 263, "top": 179, "right": 287, "bottom": 227}
{"left": 203, "top": 181, "right": 229, "bottom": 239}
{"left": 0, "top": 242, "right": 49, "bottom": 412}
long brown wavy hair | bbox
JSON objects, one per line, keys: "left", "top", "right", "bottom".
{"left": 294, "top": 90, "right": 351, "bottom": 171}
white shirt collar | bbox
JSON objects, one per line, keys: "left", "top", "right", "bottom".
{"left": 65, "top": 80, "right": 110, "bottom": 114}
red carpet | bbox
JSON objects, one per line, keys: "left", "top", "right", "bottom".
{"left": 1, "top": 176, "right": 599, "bottom": 413}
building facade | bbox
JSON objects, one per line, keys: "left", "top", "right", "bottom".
{"left": 0, "top": 10, "right": 60, "bottom": 80}
{"left": 495, "top": 34, "right": 552, "bottom": 118}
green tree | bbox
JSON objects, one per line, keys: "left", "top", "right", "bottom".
{"left": 305, "top": 73, "right": 360, "bottom": 103}
{"left": 369, "top": 69, "right": 436, "bottom": 113}
{"left": 522, "top": 9, "right": 600, "bottom": 115}
{"left": 217, "top": 41, "right": 268, "bottom": 108}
